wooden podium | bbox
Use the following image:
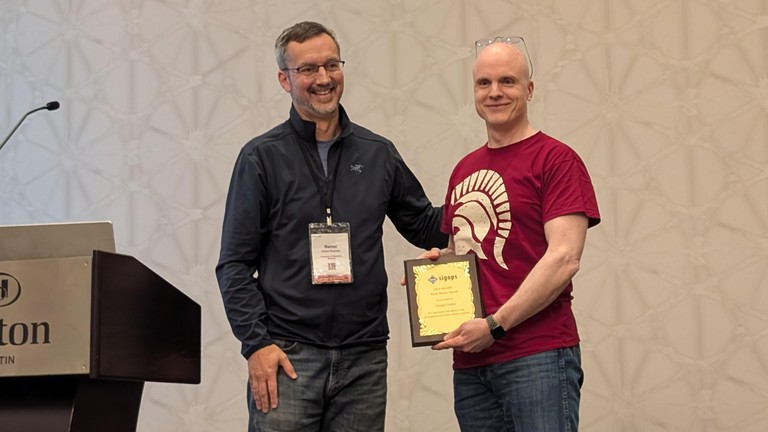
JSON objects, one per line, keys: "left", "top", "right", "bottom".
{"left": 0, "top": 222, "right": 201, "bottom": 432}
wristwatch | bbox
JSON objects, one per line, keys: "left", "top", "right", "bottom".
{"left": 485, "top": 314, "right": 506, "bottom": 340}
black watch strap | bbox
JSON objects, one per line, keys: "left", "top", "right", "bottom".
{"left": 485, "top": 314, "right": 506, "bottom": 340}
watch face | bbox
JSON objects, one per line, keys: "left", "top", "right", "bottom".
{"left": 486, "top": 315, "right": 505, "bottom": 339}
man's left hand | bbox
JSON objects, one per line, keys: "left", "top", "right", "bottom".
{"left": 432, "top": 318, "right": 494, "bottom": 353}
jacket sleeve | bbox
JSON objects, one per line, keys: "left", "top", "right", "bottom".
{"left": 215, "top": 147, "right": 274, "bottom": 359}
{"left": 386, "top": 148, "right": 449, "bottom": 250}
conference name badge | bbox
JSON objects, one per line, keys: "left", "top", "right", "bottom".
{"left": 308, "top": 222, "right": 353, "bottom": 285}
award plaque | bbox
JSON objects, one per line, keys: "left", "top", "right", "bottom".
{"left": 404, "top": 254, "right": 483, "bottom": 347}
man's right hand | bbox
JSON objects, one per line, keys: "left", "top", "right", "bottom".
{"left": 400, "top": 246, "right": 454, "bottom": 286}
{"left": 400, "top": 247, "right": 443, "bottom": 286}
{"left": 248, "top": 344, "right": 298, "bottom": 413}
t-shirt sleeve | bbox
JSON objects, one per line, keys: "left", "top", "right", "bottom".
{"left": 541, "top": 155, "right": 601, "bottom": 227}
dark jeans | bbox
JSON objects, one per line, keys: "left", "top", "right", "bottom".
{"left": 247, "top": 340, "right": 387, "bottom": 432}
{"left": 454, "top": 346, "right": 583, "bottom": 432}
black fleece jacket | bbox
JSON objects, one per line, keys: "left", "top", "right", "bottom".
{"left": 216, "top": 105, "right": 447, "bottom": 358}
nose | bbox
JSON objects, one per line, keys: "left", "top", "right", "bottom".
{"left": 314, "top": 66, "right": 332, "bottom": 82}
{"left": 488, "top": 82, "right": 503, "bottom": 97}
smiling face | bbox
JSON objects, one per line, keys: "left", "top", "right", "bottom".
{"left": 472, "top": 43, "right": 534, "bottom": 132}
{"left": 278, "top": 33, "right": 344, "bottom": 123}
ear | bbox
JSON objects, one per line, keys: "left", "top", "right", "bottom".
{"left": 527, "top": 80, "right": 534, "bottom": 101}
{"left": 278, "top": 70, "right": 292, "bottom": 93}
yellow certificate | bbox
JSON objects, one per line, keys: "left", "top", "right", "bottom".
{"left": 404, "top": 254, "right": 483, "bottom": 346}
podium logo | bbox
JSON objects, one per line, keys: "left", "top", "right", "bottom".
{"left": 0, "top": 273, "right": 21, "bottom": 307}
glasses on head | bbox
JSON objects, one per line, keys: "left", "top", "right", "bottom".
{"left": 282, "top": 60, "right": 345, "bottom": 77}
{"left": 474, "top": 36, "right": 533, "bottom": 78}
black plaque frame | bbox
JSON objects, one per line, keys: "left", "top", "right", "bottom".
{"left": 404, "top": 254, "right": 483, "bottom": 347}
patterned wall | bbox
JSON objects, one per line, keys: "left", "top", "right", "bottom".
{"left": 2, "top": 0, "right": 767, "bottom": 431}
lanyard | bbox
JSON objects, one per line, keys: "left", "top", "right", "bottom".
{"left": 296, "top": 137, "right": 343, "bottom": 224}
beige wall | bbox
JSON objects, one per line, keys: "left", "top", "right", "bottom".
{"left": 2, "top": 0, "right": 767, "bottom": 430}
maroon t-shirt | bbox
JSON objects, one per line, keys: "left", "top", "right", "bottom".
{"left": 441, "top": 131, "right": 600, "bottom": 369}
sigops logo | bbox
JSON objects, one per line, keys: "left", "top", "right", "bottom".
{"left": 0, "top": 273, "right": 21, "bottom": 307}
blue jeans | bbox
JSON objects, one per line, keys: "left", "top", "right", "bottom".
{"left": 247, "top": 340, "right": 387, "bottom": 432}
{"left": 453, "top": 346, "right": 583, "bottom": 432}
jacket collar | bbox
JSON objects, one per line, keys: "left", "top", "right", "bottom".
{"left": 288, "top": 104, "right": 352, "bottom": 143}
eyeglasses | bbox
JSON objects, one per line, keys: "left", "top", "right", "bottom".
{"left": 282, "top": 60, "right": 345, "bottom": 77}
{"left": 474, "top": 36, "right": 533, "bottom": 78}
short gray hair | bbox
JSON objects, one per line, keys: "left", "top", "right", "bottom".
{"left": 275, "top": 21, "right": 341, "bottom": 70}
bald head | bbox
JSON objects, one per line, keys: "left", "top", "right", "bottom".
{"left": 472, "top": 41, "right": 536, "bottom": 145}
{"left": 473, "top": 42, "right": 531, "bottom": 83}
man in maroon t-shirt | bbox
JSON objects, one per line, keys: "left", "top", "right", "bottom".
{"left": 429, "top": 37, "right": 600, "bottom": 431}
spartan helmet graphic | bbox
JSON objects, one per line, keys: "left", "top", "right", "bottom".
{"left": 450, "top": 169, "right": 511, "bottom": 270}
